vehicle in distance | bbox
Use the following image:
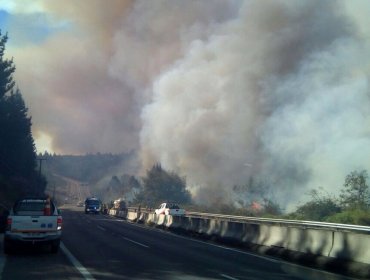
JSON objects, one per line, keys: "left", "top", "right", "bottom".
{"left": 155, "top": 202, "right": 185, "bottom": 216}
{"left": 85, "top": 197, "right": 101, "bottom": 214}
{"left": 4, "top": 197, "right": 62, "bottom": 254}
{"left": 113, "top": 198, "right": 127, "bottom": 210}
{"left": 112, "top": 198, "right": 127, "bottom": 215}
{"left": 76, "top": 201, "right": 84, "bottom": 207}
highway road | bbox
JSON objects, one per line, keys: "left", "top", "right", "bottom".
{"left": 0, "top": 206, "right": 359, "bottom": 280}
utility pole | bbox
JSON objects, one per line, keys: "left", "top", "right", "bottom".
{"left": 38, "top": 158, "right": 47, "bottom": 178}
{"left": 37, "top": 158, "right": 47, "bottom": 194}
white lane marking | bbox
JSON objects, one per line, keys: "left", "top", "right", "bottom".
{"left": 137, "top": 221, "right": 280, "bottom": 263}
{"left": 220, "top": 274, "right": 239, "bottom": 280}
{"left": 89, "top": 215, "right": 358, "bottom": 279}
{"left": 193, "top": 239, "right": 280, "bottom": 263}
{"left": 160, "top": 229, "right": 357, "bottom": 279}
{"left": 120, "top": 235, "right": 149, "bottom": 248}
{"left": 97, "top": 225, "right": 106, "bottom": 231}
{"left": 95, "top": 218, "right": 122, "bottom": 222}
{"left": 113, "top": 218, "right": 280, "bottom": 263}
{"left": 60, "top": 242, "right": 96, "bottom": 280}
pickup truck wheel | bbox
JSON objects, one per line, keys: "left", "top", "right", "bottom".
{"left": 3, "top": 239, "right": 13, "bottom": 254}
{"left": 50, "top": 240, "right": 60, "bottom": 254}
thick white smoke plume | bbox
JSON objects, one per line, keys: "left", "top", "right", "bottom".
{"left": 5, "top": 0, "right": 370, "bottom": 208}
{"left": 139, "top": 0, "right": 370, "bottom": 208}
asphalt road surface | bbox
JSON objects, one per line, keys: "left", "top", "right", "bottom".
{"left": 0, "top": 206, "right": 359, "bottom": 280}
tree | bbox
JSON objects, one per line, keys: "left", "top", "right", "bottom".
{"left": 108, "top": 176, "right": 121, "bottom": 190}
{"left": 326, "top": 209, "right": 370, "bottom": 226}
{"left": 120, "top": 174, "right": 141, "bottom": 194}
{"left": 136, "top": 163, "right": 191, "bottom": 207}
{"left": 289, "top": 188, "right": 341, "bottom": 221}
{"left": 3, "top": 89, "right": 37, "bottom": 177}
{"left": 340, "top": 170, "right": 369, "bottom": 210}
{"left": 0, "top": 31, "right": 16, "bottom": 176}
{"left": 0, "top": 30, "right": 43, "bottom": 200}
{"left": 0, "top": 32, "right": 15, "bottom": 99}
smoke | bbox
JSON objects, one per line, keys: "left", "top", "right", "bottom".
{"left": 7, "top": 0, "right": 137, "bottom": 154}
{"left": 139, "top": 0, "right": 370, "bottom": 208}
{"left": 7, "top": 0, "right": 238, "bottom": 155}
{"left": 4, "top": 0, "right": 370, "bottom": 208}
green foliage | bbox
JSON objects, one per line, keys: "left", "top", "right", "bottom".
{"left": 136, "top": 163, "right": 191, "bottom": 207}
{"left": 0, "top": 30, "right": 43, "bottom": 202}
{"left": 286, "top": 171, "right": 370, "bottom": 225}
{"left": 109, "top": 176, "right": 121, "bottom": 189}
{"left": 120, "top": 174, "right": 141, "bottom": 192}
{"left": 2, "top": 89, "right": 37, "bottom": 177}
{"left": 288, "top": 188, "right": 341, "bottom": 221}
{"left": 325, "top": 209, "right": 370, "bottom": 226}
{"left": 40, "top": 152, "right": 139, "bottom": 204}
{"left": 98, "top": 174, "right": 142, "bottom": 203}
{"left": 0, "top": 32, "right": 15, "bottom": 99}
{"left": 340, "top": 170, "right": 369, "bottom": 210}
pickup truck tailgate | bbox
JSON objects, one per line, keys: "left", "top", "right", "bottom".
{"left": 11, "top": 216, "right": 58, "bottom": 232}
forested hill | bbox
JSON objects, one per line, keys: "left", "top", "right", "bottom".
{"left": 41, "top": 152, "right": 137, "bottom": 185}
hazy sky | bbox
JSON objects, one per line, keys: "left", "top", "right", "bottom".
{"left": 1, "top": 0, "right": 370, "bottom": 207}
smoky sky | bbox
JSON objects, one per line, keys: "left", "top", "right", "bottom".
{"left": 5, "top": 0, "right": 370, "bottom": 207}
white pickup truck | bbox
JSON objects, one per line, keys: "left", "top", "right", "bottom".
{"left": 155, "top": 202, "right": 186, "bottom": 216}
{"left": 3, "top": 197, "right": 62, "bottom": 254}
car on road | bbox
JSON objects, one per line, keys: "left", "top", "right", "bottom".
{"left": 3, "top": 197, "right": 62, "bottom": 254}
{"left": 85, "top": 197, "right": 101, "bottom": 214}
{"left": 155, "top": 202, "right": 186, "bottom": 216}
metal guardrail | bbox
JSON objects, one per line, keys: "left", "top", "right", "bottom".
{"left": 127, "top": 207, "right": 370, "bottom": 234}
{"left": 185, "top": 211, "right": 370, "bottom": 233}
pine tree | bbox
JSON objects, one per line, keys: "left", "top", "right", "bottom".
{"left": 0, "top": 30, "right": 44, "bottom": 200}
{"left": 0, "top": 32, "right": 15, "bottom": 99}
{"left": 340, "top": 170, "right": 369, "bottom": 210}
{"left": 138, "top": 163, "right": 191, "bottom": 206}
{"left": 0, "top": 31, "right": 16, "bottom": 178}
{"left": 4, "top": 89, "right": 37, "bottom": 177}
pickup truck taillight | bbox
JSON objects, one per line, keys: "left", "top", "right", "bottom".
{"left": 6, "top": 217, "right": 12, "bottom": 231}
{"left": 57, "top": 216, "right": 62, "bottom": 230}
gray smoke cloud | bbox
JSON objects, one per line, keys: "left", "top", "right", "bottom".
{"left": 9, "top": 0, "right": 238, "bottom": 155}
{"left": 139, "top": 0, "right": 370, "bottom": 208}
{"left": 5, "top": 0, "right": 370, "bottom": 209}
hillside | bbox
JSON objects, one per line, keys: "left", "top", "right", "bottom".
{"left": 40, "top": 152, "right": 139, "bottom": 204}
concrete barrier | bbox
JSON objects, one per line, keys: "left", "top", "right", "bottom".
{"left": 108, "top": 209, "right": 117, "bottom": 216}
{"left": 331, "top": 231, "right": 370, "bottom": 264}
{"left": 109, "top": 208, "right": 370, "bottom": 278}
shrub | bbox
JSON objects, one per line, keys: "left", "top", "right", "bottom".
{"left": 325, "top": 209, "right": 370, "bottom": 226}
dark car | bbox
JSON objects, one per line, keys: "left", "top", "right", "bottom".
{"left": 84, "top": 198, "right": 101, "bottom": 214}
